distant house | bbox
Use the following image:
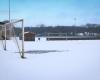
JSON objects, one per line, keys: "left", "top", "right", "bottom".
{"left": 0, "top": 21, "right": 13, "bottom": 40}
{"left": 20, "top": 32, "right": 35, "bottom": 41}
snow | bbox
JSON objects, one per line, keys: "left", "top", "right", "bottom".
{"left": 0, "top": 37, "right": 100, "bottom": 80}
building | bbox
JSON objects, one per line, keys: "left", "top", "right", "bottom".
{"left": 20, "top": 32, "right": 35, "bottom": 41}
{"left": 0, "top": 21, "right": 13, "bottom": 40}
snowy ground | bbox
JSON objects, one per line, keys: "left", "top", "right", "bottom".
{"left": 0, "top": 37, "right": 100, "bottom": 80}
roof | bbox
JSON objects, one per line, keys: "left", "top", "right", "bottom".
{"left": 24, "top": 32, "right": 35, "bottom": 34}
{"left": 0, "top": 22, "right": 5, "bottom": 25}
{"left": 0, "top": 20, "right": 9, "bottom": 25}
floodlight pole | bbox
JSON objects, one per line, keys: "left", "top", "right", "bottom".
{"left": 4, "top": 0, "right": 11, "bottom": 51}
{"left": 9, "top": 0, "right": 11, "bottom": 22}
{"left": 9, "top": 0, "right": 12, "bottom": 39}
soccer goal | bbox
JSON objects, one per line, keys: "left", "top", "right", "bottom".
{"left": 0, "top": 19, "right": 25, "bottom": 58}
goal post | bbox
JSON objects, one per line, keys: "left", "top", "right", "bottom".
{"left": 1, "top": 19, "right": 25, "bottom": 58}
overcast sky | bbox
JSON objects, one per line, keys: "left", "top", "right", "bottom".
{"left": 0, "top": 0, "right": 100, "bottom": 26}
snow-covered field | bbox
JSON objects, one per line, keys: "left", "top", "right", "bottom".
{"left": 0, "top": 37, "right": 100, "bottom": 80}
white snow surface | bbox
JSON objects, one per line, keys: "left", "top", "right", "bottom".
{"left": 0, "top": 37, "right": 100, "bottom": 80}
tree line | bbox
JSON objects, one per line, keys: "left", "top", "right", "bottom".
{"left": 14, "top": 24, "right": 100, "bottom": 36}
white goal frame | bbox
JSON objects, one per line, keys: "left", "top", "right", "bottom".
{"left": 1, "top": 19, "right": 25, "bottom": 58}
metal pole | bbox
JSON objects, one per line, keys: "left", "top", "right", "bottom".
{"left": 21, "top": 19, "right": 25, "bottom": 58}
{"left": 9, "top": 0, "right": 12, "bottom": 38}
{"left": 9, "top": 0, "right": 11, "bottom": 22}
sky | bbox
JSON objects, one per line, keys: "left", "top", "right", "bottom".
{"left": 0, "top": 0, "right": 100, "bottom": 26}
